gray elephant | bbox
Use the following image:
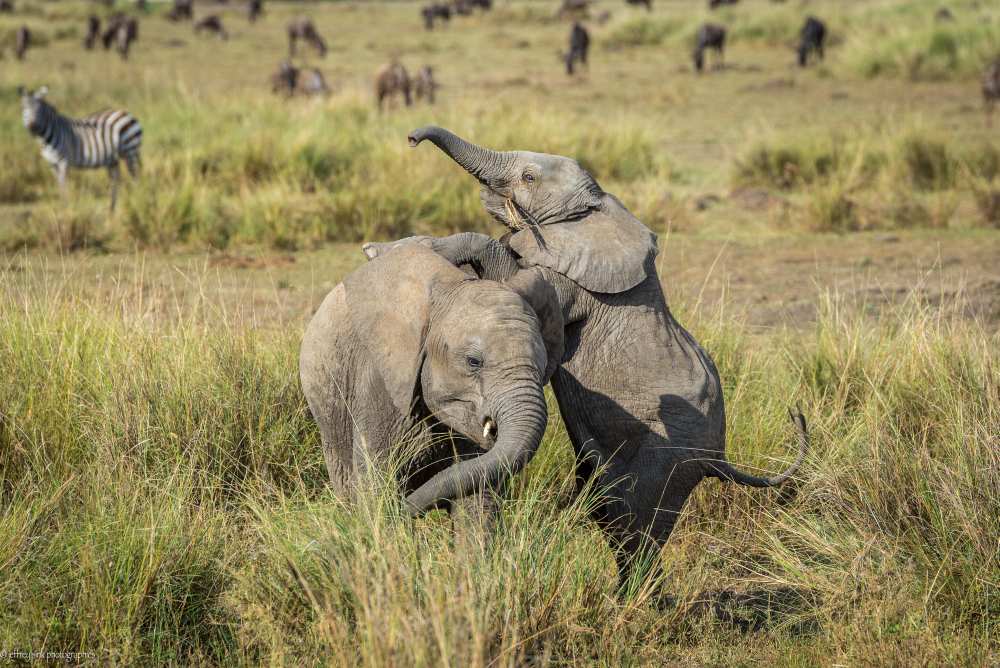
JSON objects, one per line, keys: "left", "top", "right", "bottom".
{"left": 299, "top": 244, "right": 564, "bottom": 519}
{"left": 364, "top": 127, "right": 807, "bottom": 586}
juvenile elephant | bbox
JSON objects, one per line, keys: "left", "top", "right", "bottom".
{"left": 366, "top": 127, "right": 807, "bottom": 586}
{"left": 300, "top": 245, "right": 564, "bottom": 518}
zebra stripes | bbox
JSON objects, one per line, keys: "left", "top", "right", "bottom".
{"left": 19, "top": 86, "right": 142, "bottom": 210}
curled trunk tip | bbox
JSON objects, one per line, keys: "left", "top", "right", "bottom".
{"left": 407, "top": 125, "right": 440, "bottom": 148}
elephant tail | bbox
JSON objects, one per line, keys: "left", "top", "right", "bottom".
{"left": 709, "top": 408, "right": 808, "bottom": 488}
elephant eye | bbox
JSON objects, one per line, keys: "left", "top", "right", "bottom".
{"left": 522, "top": 172, "right": 535, "bottom": 183}
{"left": 465, "top": 355, "right": 483, "bottom": 371}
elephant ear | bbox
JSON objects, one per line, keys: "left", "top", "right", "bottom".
{"left": 343, "top": 244, "right": 461, "bottom": 416}
{"left": 507, "top": 195, "right": 658, "bottom": 294}
{"left": 503, "top": 267, "right": 564, "bottom": 384}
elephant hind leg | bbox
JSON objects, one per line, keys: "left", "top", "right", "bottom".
{"left": 596, "top": 461, "right": 705, "bottom": 594}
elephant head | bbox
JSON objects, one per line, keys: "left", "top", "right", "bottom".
{"left": 407, "top": 125, "right": 659, "bottom": 294}
{"left": 343, "top": 245, "right": 563, "bottom": 514}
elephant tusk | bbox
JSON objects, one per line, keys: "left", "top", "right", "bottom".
{"left": 482, "top": 418, "right": 496, "bottom": 441}
{"left": 504, "top": 198, "right": 526, "bottom": 231}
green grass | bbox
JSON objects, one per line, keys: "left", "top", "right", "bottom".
{"left": 0, "top": 270, "right": 996, "bottom": 664}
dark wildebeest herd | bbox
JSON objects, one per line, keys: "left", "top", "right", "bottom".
{"left": 5, "top": 0, "right": 1000, "bottom": 210}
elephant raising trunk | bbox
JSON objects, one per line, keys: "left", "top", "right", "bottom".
{"left": 405, "top": 381, "right": 549, "bottom": 515}
{"left": 408, "top": 126, "right": 512, "bottom": 185}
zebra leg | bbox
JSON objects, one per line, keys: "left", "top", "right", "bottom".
{"left": 108, "top": 162, "right": 121, "bottom": 212}
{"left": 54, "top": 161, "right": 69, "bottom": 198}
{"left": 125, "top": 152, "right": 141, "bottom": 178}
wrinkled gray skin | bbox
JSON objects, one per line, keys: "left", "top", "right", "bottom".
{"left": 300, "top": 244, "right": 563, "bottom": 520}
{"left": 365, "top": 126, "right": 807, "bottom": 586}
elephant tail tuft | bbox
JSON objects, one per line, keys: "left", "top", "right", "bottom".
{"left": 709, "top": 407, "right": 808, "bottom": 488}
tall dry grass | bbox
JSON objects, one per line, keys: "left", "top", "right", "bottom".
{"left": 1, "top": 266, "right": 996, "bottom": 665}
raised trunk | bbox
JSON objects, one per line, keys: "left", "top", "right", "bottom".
{"left": 408, "top": 125, "right": 510, "bottom": 184}
{"left": 403, "top": 385, "right": 548, "bottom": 515}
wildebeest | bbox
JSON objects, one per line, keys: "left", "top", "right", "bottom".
{"left": 101, "top": 14, "right": 138, "bottom": 60}
{"left": 374, "top": 61, "right": 411, "bottom": 110}
{"left": 0, "top": 0, "right": 14, "bottom": 13}
{"left": 414, "top": 65, "right": 438, "bottom": 104}
{"left": 797, "top": 16, "right": 826, "bottom": 67}
{"left": 167, "top": 0, "right": 193, "bottom": 22}
{"left": 452, "top": 0, "right": 491, "bottom": 15}
{"left": 84, "top": 15, "right": 101, "bottom": 50}
{"left": 984, "top": 58, "right": 1000, "bottom": 126}
{"left": 271, "top": 61, "right": 298, "bottom": 96}
{"left": 557, "top": 0, "right": 591, "bottom": 19}
{"left": 288, "top": 18, "right": 327, "bottom": 58}
{"left": 14, "top": 25, "right": 29, "bottom": 60}
{"left": 421, "top": 3, "right": 451, "bottom": 30}
{"left": 693, "top": 23, "right": 726, "bottom": 72}
{"left": 624, "top": 0, "right": 651, "bottom": 10}
{"left": 297, "top": 68, "right": 330, "bottom": 97}
{"left": 565, "top": 21, "right": 589, "bottom": 76}
{"left": 708, "top": 0, "right": 738, "bottom": 8}
{"left": 195, "top": 15, "right": 228, "bottom": 40}
{"left": 248, "top": 0, "right": 263, "bottom": 23}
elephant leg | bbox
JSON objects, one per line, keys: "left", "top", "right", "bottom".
{"left": 595, "top": 459, "right": 705, "bottom": 595}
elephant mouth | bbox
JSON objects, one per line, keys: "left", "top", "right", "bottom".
{"left": 481, "top": 416, "right": 497, "bottom": 450}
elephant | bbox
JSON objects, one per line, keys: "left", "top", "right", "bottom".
{"left": 300, "top": 244, "right": 564, "bottom": 522}
{"left": 364, "top": 126, "right": 808, "bottom": 587}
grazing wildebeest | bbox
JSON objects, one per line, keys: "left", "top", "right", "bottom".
{"left": 271, "top": 60, "right": 298, "bottom": 96}
{"left": 195, "top": 15, "right": 228, "bottom": 40}
{"left": 984, "top": 58, "right": 1000, "bottom": 126}
{"left": 414, "top": 65, "right": 438, "bottom": 104}
{"left": 167, "top": 0, "right": 193, "bottom": 22}
{"left": 565, "top": 21, "right": 589, "bottom": 76}
{"left": 288, "top": 18, "right": 327, "bottom": 58}
{"left": 935, "top": 7, "right": 954, "bottom": 22}
{"left": 374, "top": 61, "right": 411, "bottom": 110}
{"left": 84, "top": 15, "right": 101, "bottom": 50}
{"left": 453, "top": 0, "right": 491, "bottom": 15}
{"left": 708, "top": 0, "right": 738, "bottom": 8}
{"left": 693, "top": 23, "right": 726, "bottom": 72}
{"left": 114, "top": 17, "right": 139, "bottom": 60}
{"left": 624, "top": 0, "right": 651, "bottom": 10}
{"left": 0, "top": 0, "right": 14, "bottom": 13}
{"left": 297, "top": 68, "right": 330, "bottom": 97}
{"left": 797, "top": 16, "right": 826, "bottom": 67}
{"left": 248, "top": 0, "right": 263, "bottom": 23}
{"left": 14, "top": 25, "right": 29, "bottom": 60}
{"left": 421, "top": 3, "right": 451, "bottom": 30}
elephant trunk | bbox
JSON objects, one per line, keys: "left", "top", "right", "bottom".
{"left": 408, "top": 125, "right": 510, "bottom": 185}
{"left": 403, "top": 381, "right": 548, "bottom": 515}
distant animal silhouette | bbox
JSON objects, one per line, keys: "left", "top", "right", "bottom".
{"left": 167, "top": 0, "right": 193, "bottom": 21}
{"left": 14, "top": 25, "right": 30, "bottom": 60}
{"left": 195, "top": 15, "right": 228, "bottom": 40}
{"left": 84, "top": 15, "right": 101, "bottom": 50}
{"left": 414, "top": 65, "right": 439, "bottom": 104}
{"left": 565, "top": 21, "right": 589, "bottom": 76}
{"left": 288, "top": 18, "right": 327, "bottom": 57}
{"left": 708, "top": 0, "right": 738, "bottom": 8}
{"left": 798, "top": 16, "right": 826, "bottom": 67}
{"left": 421, "top": 3, "right": 451, "bottom": 30}
{"left": 624, "top": 0, "right": 651, "bottom": 10}
{"left": 248, "top": 0, "right": 263, "bottom": 23}
{"left": 693, "top": 23, "right": 726, "bottom": 72}
{"left": 374, "top": 61, "right": 411, "bottom": 110}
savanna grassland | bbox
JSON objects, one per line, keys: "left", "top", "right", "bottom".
{"left": 1, "top": 0, "right": 999, "bottom": 665}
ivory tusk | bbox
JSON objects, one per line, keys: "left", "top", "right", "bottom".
{"left": 482, "top": 418, "right": 495, "bottom": 440}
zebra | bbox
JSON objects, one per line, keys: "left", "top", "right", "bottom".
{"left": 19, "top": 86, "right": 142, "bottom": 211}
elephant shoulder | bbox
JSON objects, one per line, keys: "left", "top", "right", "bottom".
{"left": 508, "top": 197, "right": 658, "bottom": 294}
